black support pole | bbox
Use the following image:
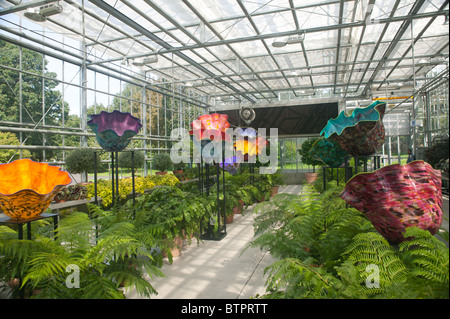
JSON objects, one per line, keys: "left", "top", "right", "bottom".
{"left": 131, "top": 151, "right": 136, "bottom": 214}
{"left": 115, "top": 151, "right": 119, "bottom": 201}
{"left": 111, "top": 151, "right": 115, "bottom": 205}
{"left": 94, "top": 151, "right": 98, "bottom": 205}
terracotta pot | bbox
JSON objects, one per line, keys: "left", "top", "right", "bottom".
{"left": 305, "top": 172, "right": 318, "bottom": 183}
{"left": 233, "top": 205, "right": 242, "bottom": 215}
{"left": 162, "top": 236, "right": 183, "bottom": 258}
{"left": 225, "top": 212, "right": 235, "bottom": 224}
{"left": 173, "top": 170, "right": 183, "bottom": 174}
{"left": 155, "top": 171, "right": 167, "bottom": 175}
{"left": 182, "top": 229, "right": 194, "bottom": 240}
{"left": 271, "top": 185, "right": 279, "bottom": 197}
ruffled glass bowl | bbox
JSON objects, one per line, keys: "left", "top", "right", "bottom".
{"left": 340, "top": 160, "right": 443, "bottom": 244}
{"left": 0, "top": 159, "right": 71, "bottom": 220}
{"left": 320, "top": 101, "right": 386, "bottom": 156}
{"left": 189, "top": 113, "right": 231, "bottom": 142}
{"left": 190, "top": 114, "right": 231, "bottom": 162}
{"left": 219, "top": 156, "right": 241, "bottom": 174}
{"left": 309, "top": 137, "right": 348, "bottom": 168}
{"left": 87, "top": 110, "right": 142, "bottom": 152}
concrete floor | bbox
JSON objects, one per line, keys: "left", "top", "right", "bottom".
{"left": 125, "top": 185, "right": 303, "bottom": 299}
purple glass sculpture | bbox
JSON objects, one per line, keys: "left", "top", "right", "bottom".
{"left": 236, "top": 127, "right": 257, "bottom": 138}
{"left": 340, "top": 160, "right": 443, "bottom": 244}
{"left": 219, "top": 156, "right": 241, "bottom": 174}
{"left": 87, "top": 110, "right": 142, "bottom": 152}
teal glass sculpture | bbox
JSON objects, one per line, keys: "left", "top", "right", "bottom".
{"left": 320, "top": 101, "right": 386, "bottom": 156}
{"left": 309, "top": 137, "right": 348, "bottom": 168}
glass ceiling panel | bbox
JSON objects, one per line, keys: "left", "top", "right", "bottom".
{"left": 0, "top": 0, "right": 447, "bottom": 108}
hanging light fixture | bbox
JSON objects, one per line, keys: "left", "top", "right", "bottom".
{"left": 23, "top": 2, "right": 63, "bottom": 22}
{"left": 272, "top": 32, "right": 305, "bottom": 48}
{"left": 131, "top": 56, "right": 159, "bottom": 66}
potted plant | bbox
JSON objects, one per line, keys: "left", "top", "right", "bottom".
{"left": 172, "top": 161, "right": 186, "bottom": 175}
{"left": 65, "top": 147, "right": 102, "bottom": 183}
{"left": 54, "top": 185, "right": 88, "bottom": 203}
{"left": 132, "top": 185, "right": 206, "bottom": 261}
{"left": 118, "top": 150, "right": 145, "bottom": 174}
{"left": 152, "top": 153, "right": 172, "bottom": 175}
{"left": 298, "top": 137, "right": 323, "bottom": 183}
{"left": 268, "top": 170, "right": 284, "bottom": 197}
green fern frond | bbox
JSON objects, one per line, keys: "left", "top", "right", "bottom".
{"left": 22, "top": 251, "right": 76, "bottom": 289}
{"left": 80, "top": 274, "right": 125, "bottom": 299}
{"left": 264, "top": 257, "right": 339, "bottom": 298}
{"left": 343, "top": 232, "right": 409, "bottom": 295}
{"left": 400, "top": 227, "right": 449, "bottom": 284}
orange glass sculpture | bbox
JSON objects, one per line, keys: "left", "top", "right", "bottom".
{"left": 0, "top": 159, "right": 71, "bottom": 220}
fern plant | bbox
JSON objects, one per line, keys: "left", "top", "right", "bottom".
{"left": 0, "top": 211, "right": 165, "bottom": 299}
{"left": 342, "top": 232, "right": 410, "bottom": 296}
{"left": 249, "top": 182, "right": 449, "bottom": 299}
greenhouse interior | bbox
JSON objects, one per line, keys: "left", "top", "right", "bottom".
{"left": 0, "top": 0, "right": 449, "bottom": 302}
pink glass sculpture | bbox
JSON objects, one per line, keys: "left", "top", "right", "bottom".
{"left": 0, "top": 159, "right": 72, "bottom": 220}
{"left": 189, "top": 114, "right": 232, "bottom": 162}
{"left": 340, "top": 161, "right": 443, "bottom": 244}
{"left": 320, "top": 101, "right": 386, "bottom": 156}
{"left": 87, "top": 110, "right": 142, "bottom": 152}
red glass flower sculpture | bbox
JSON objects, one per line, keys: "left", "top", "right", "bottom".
{"left": 189, "top": 113, "right": 231, "bottom": 142}
{"left": 0, "top": 159, "right": 72, "bottom": 220}
{"left": 340, "top": 161, "right": 443, "bottom": 244}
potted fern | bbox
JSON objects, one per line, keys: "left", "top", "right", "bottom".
{"left": 152, "top": 153, "right": 172, "bottom": 175}
{"left": 172, "top": 161, "right": 186, "bottom": 175}
{"left": 268, "top": 170, "right": 284, "bottom": 197}
{"left": 0, "top": 210, "right": 164, "bottom": 299}
{"left": 132, "top": 185, "right": 205, "bottom": 261}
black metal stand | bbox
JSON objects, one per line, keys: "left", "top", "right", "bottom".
{"left": 93, "top": 150, "right": 136, "bottom": 211}
{"left": 0, "top": 213, "right": 59, "bottom": 240}
{"left": 199, "top": 153, "right": 227, "bottom": 241}
{"left": 0, "top": 212, "right": 59, "bottom": 298}
{"left": 322, "top": 165, "right": 353, "bottom": 191}
{"left": 321, "top": 155, "right": 381, "bottom": 191}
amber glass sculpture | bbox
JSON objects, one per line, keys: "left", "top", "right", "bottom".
{"left": 0, "top": 159, "right": 71, "bottom": 220}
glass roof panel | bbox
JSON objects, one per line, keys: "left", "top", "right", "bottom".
{"left": 0, "top": 0, "right": 447, "bottom": 107}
